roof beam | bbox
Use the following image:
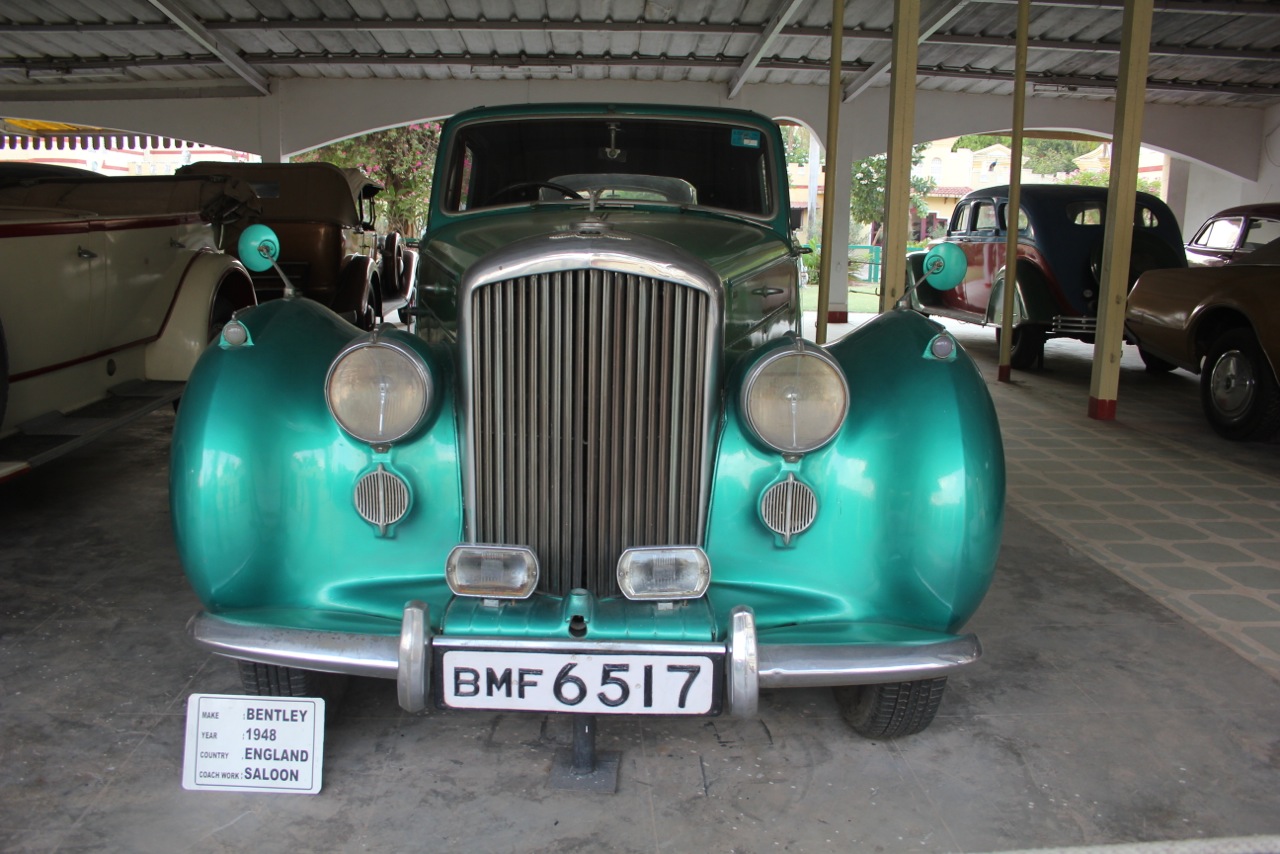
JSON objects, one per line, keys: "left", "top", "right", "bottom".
{"left": 144, "top": 0, "right": 270, "bottom": 95}
{"left": 727, "top": 0, "right": 806, "bottom": 98}
{"left": 2, "top": 50, "right": 1275, "bottom": 101}
{"left": 970, "top": 0, "right": 1269, "bottom": 14}
{"left": 5, "top": 18, "right": 1276, "bottom": 65}
{"left": 842, "top": 0, "right": 972, "bottom": 102}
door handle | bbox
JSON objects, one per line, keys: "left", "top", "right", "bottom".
{"left": 77, "top": 245, "right": 97, "bottom": 259}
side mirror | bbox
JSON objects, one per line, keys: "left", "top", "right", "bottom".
{"left": 238, "top": 223, "right": 279, "bottom": 273}
{"left": 922, "top": 243, "right": 965, "bottom": 291}
{"left": 237, "top": 223, "right": 298, "bottom": 298}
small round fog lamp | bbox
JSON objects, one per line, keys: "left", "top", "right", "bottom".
{"left": 222, "top": 320, "right": 249, "bottom": 347}
{"left": 929, "top": 333, "right": 956, "bottom": 360}
{"left": 741, "top": 342, "right": 849, "bottom": 455}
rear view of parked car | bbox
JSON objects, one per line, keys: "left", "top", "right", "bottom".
{"left": 1184, "top": 203, "right": 1280, "bottom": 267}
{"left": 907, "top": 184, "right": 1186, "bottom": 369}
{"left": 1127, "top": 237, "right": 1280, "bottom": 441}
{"left": 0, "top": 173, "right": 256, "bottom": 481}
{"left": 178, "top": 161, "right": 413, "bottom": 329}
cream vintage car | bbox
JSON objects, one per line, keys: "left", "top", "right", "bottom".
{"left": 0, "top": 173, "right": 258, "bottom": 481}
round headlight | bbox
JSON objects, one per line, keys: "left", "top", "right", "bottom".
{"left": 326, "top": 339, "right": 432, "bottom": 444}
{"left": 741, "top": 342, "right": 848, "bottom": 455}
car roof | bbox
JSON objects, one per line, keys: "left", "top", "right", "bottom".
{"left": 177, "top": 161, "right": 382, "bottom": 226}
{"left": 1200, "top": 202, "right": 1280, "bottom": 221}
{"left": 960, "top": 183, "right": 1165, "bottom": 206}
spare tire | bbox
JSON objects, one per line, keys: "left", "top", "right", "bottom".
{"left": 0, "top": 318, "right": 8, "bottom": 430}
{"left": 1090, "top": 231, "right": 1185, "bottom": 293}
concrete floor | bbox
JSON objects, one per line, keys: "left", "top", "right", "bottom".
{"left": 2, "top": 318, "right": 1280, "bottom": 854}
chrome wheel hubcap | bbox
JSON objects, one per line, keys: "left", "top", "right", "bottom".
{"left": 1210, "top": 350, "right": 1256, "bottom": 420}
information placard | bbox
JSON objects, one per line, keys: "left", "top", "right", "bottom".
{"left": 182, "top": 693, "right": 325, "bottom": 794}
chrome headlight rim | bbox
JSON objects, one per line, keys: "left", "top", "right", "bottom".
{"left": 740, "top": 340, "right": 849, "bottom": 456}
{"left": 324, "top": 335, "right": 433, "bottom": 446}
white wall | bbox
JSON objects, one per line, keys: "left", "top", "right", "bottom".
{"left": 0, "top": 80, "right": 1267, "bottom": 181}
{"left": 1174, "top": 103, "right": 1280, "bottom": 239}
{"left": 3, "top": 78, "right": 1272, "bottom": 272}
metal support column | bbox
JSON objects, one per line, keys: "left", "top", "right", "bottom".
{"left": 997, "top": 0, "right": 1030, "bottom": 383}
{"left": 1088, "top": 0, "right": 1155, "bottom": 420}
{"left": 815, "top": 0, "right": 845, "bottom": 345}
{"left": 878, "top": 0, "right": 921, "bottom": 313}
{"left": 548, "top": 715, "right": 619, "bottom": 793}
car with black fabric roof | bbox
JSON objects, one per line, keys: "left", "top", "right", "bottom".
{"left": 907, "top": 184, "right": 1186, "bottom": 369}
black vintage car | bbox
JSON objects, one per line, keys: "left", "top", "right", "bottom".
{"left": 908, "top": 184, "right": 1187, "bottom": 368}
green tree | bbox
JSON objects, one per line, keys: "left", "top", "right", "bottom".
{"left": 293, "top": 122, "right": 442, "bottom": 237}
{"left": 1059, "top": 169, "right": 1162, "bottom": 196}
{"left": 849, "top": 143, "right": 935, "bottom": 241}
{"left": 779, "top": 123, "right": 811, "bottom": 167}
{"left": 952, "top": 134, "right": 1095, "bottom": 176}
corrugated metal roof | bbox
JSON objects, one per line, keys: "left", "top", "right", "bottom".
{"left": 0, "top": 1, "right": 1275, "bottom": 108}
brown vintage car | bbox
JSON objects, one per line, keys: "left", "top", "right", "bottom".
{"left": 178, "top": 161, "right": 414, "bottom": 329}
{"left": 1126, "top": 237, "right": 1280, "bottom": 441}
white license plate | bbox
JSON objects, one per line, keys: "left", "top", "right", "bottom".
{"left": 436, "top": 648, "right": 722, "bottom": 715}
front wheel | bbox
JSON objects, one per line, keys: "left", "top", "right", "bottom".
{"left": 238, "top": 661, "right": 349, "bottom": 707}
{"left": 1200, "top": 328, "right": 1280, "bottom": 442}
{"left": 834, "top": 677, "right": 948, "bottom": 739}
{"left": 995, "top": 324, "right": 1046, "bottom": 370}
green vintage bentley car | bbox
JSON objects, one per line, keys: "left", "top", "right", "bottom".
{"left": 172, "top": 104, "right": 1004, "bottom": 739}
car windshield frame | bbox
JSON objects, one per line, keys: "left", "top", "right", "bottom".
{"left": 439, "top": 114, "right": 778, "bottom": 222}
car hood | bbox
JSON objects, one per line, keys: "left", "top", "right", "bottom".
{"left": 421, "top": 207, "right": 792, "bottom": 285}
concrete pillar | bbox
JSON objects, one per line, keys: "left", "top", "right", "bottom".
{"left": 1088, "top": 0, "right": 1155, "bottom": 421}
{"left": 997, "top": 0, "right": 1031, "bottom": 383}
{"left": 878, "top": 0, "right": 921, "bottom": 313}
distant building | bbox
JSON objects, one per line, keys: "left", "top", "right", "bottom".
{"left": 0, "top": 118, "right": 256, "bottom": 175}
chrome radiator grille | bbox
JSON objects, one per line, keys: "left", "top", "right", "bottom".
{"left": 466, "top": 268, "right": 714, "bottom": 598}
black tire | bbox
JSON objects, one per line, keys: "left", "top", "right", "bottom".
{"left": 1138, "top": 347, "right": 1176, "bottom": 373}
{"left": 207, "top": 288, "right": 237, "bottom": 343}
{"left": 381, "top": 232, "right": 404, "bottom": 301}
{"left": 1200, "top": 328, "right": 1280, "bottom": 442}
{"left": 834, "top": 677, "right": 948, "bottom": 739}
{"left": 238, "top": 660, "right": 349, "bottom": 706}
{"left": 0, "top": 318, "right": 8, "bottom": 429}
{"left": 996, "top": 324, "right": 1046, "bottom": 370}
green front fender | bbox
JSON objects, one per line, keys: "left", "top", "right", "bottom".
{"left": 705, "top": 310, "right": 1004, "bottom": 638}
{"left": 170, "top": 298, "right": 463, "bottom": 631}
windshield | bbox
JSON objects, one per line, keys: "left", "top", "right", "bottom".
{"left": 442, "top": 116, "right": 775, "bottom": 218}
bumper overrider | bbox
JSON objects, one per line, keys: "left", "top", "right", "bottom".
{"left": 189, "top": 603, "right": 981, "bottom": 717}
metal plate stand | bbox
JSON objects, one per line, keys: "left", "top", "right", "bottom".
{"left": 548, "top": 715, "right": 619, "bottom": 793}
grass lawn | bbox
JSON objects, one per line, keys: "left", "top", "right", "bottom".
{"left": 800, "top": 282, "right": 882, "bottom": 314}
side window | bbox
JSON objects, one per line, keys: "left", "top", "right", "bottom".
{"left": 973, "top": 201, "right": 998, "bottom": 233}
{"left": 1195, "top": 217, "right": 1243, "bottom": 250}
{"left": 1243, "top": 217, "right": 1280, "bottom": 251}
{"left": 999, "top": 204, "right": 1032, "bottom": 236}
{"left": 458, "top": 145, "right": 476, "bottom": 210}
{"left": 1136, "top": 206, "right": 1160, "bottom": 229}
{"left": 1066, "top": 202, "right": 1104, "bottom": 226}
{"left": 948, "top": 202, "right": 971, "bottom": 236}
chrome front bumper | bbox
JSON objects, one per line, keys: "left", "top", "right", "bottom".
{"left": 189, "top": 604, "right": 982, "bottom": 717}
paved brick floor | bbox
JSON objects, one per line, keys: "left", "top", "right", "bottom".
{"left": 813, "top": 313, "right": 1280, "bottom": 682}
